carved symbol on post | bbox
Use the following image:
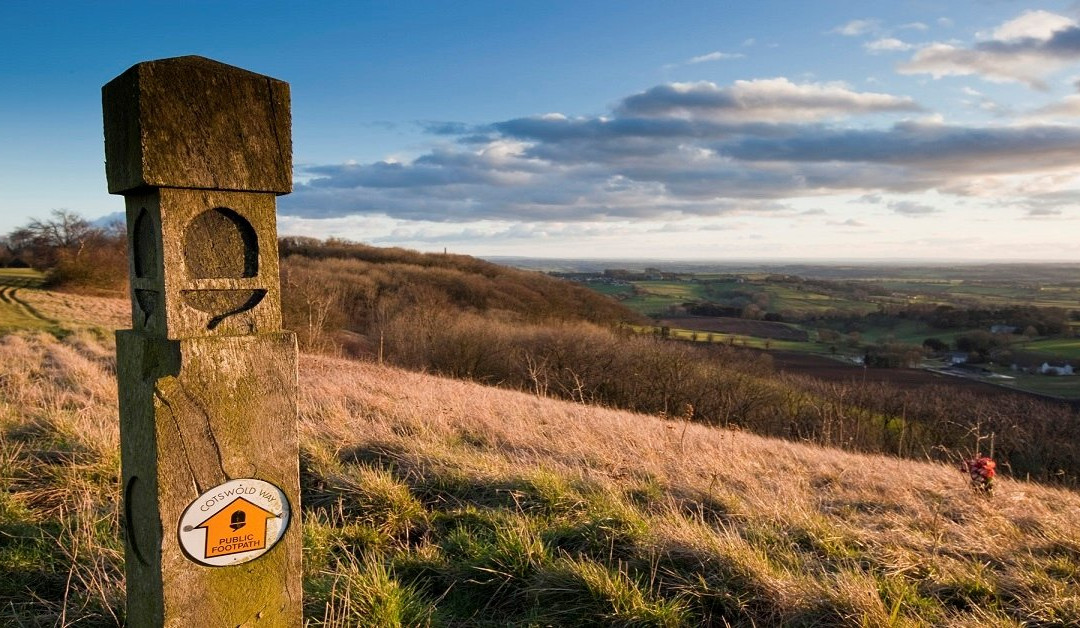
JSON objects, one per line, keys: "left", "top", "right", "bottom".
{"left": 132, "top": 208, "right": 159, "bottom": 326}
{"left": 180, "top": 207, "right": 266, "bottom": 329}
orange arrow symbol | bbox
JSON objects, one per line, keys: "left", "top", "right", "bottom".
{"left": 195, "top": 497, "right": 279, "bottom": 559}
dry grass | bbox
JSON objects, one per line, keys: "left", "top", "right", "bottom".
{"left": 299, "top": 353, "right": 1080, "bottom": 626}
{"left": 1, "top": 290, "right": 1079, "bottom": 625}
{"left": 0, "top": 331, "right": 124, "bottom": 626}
{"left": 18, "top": 290, "right": 129, "bottom": 333}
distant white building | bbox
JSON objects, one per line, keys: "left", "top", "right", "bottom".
{"left": 990, "top": 325, "right": 1017, "bottom": 334}
{"left": 1039, "top": 362, "right": 1075, "bottom": 376}
{"left": 947, "top": 353, "right": 969, "bottom": 365}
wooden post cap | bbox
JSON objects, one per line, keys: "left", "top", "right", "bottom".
{"left": 103, "top": 56, "right": 291, "bottom": 195}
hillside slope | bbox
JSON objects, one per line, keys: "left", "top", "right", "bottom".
{"left": 278, "top": 239, "right": 645, "bottom": 353}
{"left": 1, "top": 290, "right": 1079, "bottom": 626}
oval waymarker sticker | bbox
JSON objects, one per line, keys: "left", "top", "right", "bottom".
{"left": 178, "top": 478, "right": 290, "bottom": 567}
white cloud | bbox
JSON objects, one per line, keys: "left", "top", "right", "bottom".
{"left": 900, "top": 22, "right": 928, "bottom": 32}
{"left": 687, "top": 51, "right": 745, "bottom": 64}
{"left": 280, "top": 76, "right": 1080, "bottom": 254}
{"left": 1025, "top": 207, "right": 1062, "bottom": 218}
{"left": 617, "top": 78, "right": 920, "bottom": 122}
{"left": 865, "top": 38, "right": 913, "bottom": 53}
{"left": 991, "top": 10, "right": 1075, "bottom": 42}
{"left": 1027, "top": 94, "right": 1080, "bottom": 118}
{"left": 889, "top": 200, "right": 941, "bottom": 217}
{"left": 832, "top": 19, "right": 879, "bottom": 36}
{"left": 899, "top": 10, "right": 1080, "bottom": 89}
{"left": 829, "top": 218, "right": 867, "bottom": 227}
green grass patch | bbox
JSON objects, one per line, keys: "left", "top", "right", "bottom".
{"left": 0, "top": 271, "right": 59, "bottom": 334}
{"left": 617, "top": 281, "right": 711, "bottom": 316}
{"left": 1022, "top": 338, "right": 1080, "bottom": 361}
{"left": 0, "top": 268, "right": 45, "bottom": 287}
{"left": 991, "top": 372, "right": 1080, "bottom": 399}
{"left": 529, "top": 557, "right": 690, "bottom": 626}
{"left": 587, "top": 282, "right": 635, "bottom": 298}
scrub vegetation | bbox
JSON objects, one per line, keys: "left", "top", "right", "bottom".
{"left": 2, "top": 289, "right": 1080, "bottom": 626}
{"left": 0, "top": 211, "right": 126, "bottom": 295}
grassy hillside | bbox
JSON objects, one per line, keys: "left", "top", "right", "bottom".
{"left": 278, "top": 239, "right": 644, "bottom": 353}
{"left": 2, "top": 290, "right": 1080, "bottom": 625}
{"left": 271, "top": 245, "right": 1080, "bottom": 485}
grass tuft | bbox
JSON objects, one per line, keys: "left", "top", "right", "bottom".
{"left": 307, "top": 551, "right": 437, "bottom": 627}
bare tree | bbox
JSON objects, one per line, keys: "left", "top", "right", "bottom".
{"left": 8, "top": 209, "right": 99, "bottom": 268}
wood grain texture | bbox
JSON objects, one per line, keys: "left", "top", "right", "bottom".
{"left": 103, "top": 56, "right": 291, "bottom": 195}
{"left": 117, "top": 331, "right": 302, "bottom": 627}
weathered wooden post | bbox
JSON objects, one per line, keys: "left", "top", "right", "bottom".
{"left": 103, "top": 56, "right": 301, "bottom": 626}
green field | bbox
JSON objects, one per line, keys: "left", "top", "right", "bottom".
{"left": 983, "top": 367, "right": 1080, "bottom": 399}
{"left": 617, "top": 278, "right": 877, "bottom": 318}
{"left": 876, "top": 280, "right": 1080, "bottom": 309}
{"left": 581, "top": 267, "right": 1080, "bottom": 399}
{"left": 585, "top": 282, "right": 634, "bottom": 297}
{"left": 0, "top": 267, "right": 45, "bottom": 286}
{"left": 617, "top": 281, "right": 710, "bottom": 315}
{"left": 752, "top": 283, "right": 875, "bottom": 316}
{"left": 608, "top": 277, "right": 971, "bottom": 352}
{"left": 855, "top": 320, "right": 968, "bottom": 346}
{"left": 1022, "top": 337, "right": 1080, "bottom": 360}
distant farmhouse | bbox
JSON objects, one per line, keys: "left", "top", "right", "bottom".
{"left": 947, "top": 352, "right": 969, "bottom": 365}
{"left": 1011, "top": 361, "right": 1075, "bottom": 376}
{"left": 1039, "top": 362, "right": 1075, "bottom": 376}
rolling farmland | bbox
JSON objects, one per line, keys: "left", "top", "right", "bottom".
{"left": 566, "top": 264, "right": 1080, "bottom": 400}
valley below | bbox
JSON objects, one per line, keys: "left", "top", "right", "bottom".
{"left": 540, "top": 261, "right": 1080, "bottom": 402}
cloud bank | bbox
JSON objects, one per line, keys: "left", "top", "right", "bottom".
{"left": 283, "top": 74, "right": 1080, "bottom": 226}
{"left": 899, "top": 10, "right": 1080, "bottom": 88}
{"left": 277, "top": 9, "right": 1080, "bottom": 257}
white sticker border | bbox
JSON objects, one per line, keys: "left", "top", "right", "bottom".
{"left": 177, "top": 478, "right": 291, "bottom": 567}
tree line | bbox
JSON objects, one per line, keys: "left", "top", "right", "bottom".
{"left": 1, "top": 209, "right": 126, "bottom": 293}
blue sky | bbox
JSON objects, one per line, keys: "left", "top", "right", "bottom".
{"left": 4, "top": 1, "right": 1080, "bottom": 260}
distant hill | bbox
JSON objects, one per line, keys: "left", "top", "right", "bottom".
{"left": 277, "top": 237, "right": 645, "bottom": 352}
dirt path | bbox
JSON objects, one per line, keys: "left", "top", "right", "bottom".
{"left": 0, "top": 277, "right": 57, "bottom": 331}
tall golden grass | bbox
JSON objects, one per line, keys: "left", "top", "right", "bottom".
{"left": 1, "top": 290, "right": 1078, "bottom": 625}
